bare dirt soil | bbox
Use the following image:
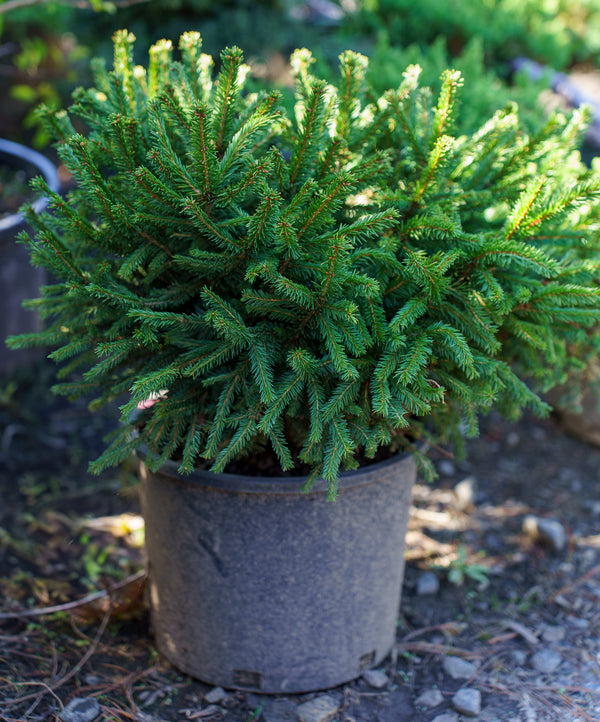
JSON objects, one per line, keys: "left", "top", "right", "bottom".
{"left": 1, "top": 359, "right": 599, "bottom": 722}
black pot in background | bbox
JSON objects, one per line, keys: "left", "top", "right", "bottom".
{"left": 0, "top": 138, "right": 61, "bottom": 374}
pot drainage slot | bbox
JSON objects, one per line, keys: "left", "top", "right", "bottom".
{"left": 232, "top": 669, "right": 262, "bottom": 689}
{"left": 359, "top": 650, "right": 376, "bottom": 669}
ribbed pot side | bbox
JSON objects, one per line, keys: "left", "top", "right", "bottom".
{"left": 139, "top": 452, "right": 416, "bottom": 694}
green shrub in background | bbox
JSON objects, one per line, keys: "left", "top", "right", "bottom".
{"left": 0, "top": 0, "right": 336, "bottom": 146}
{"left": 341, "top": 1, "right": 600, "bottom": 157}
{"left": 348, "top": 0, "right": 600, "bottom": 71}
{"left": 3, "top": 0, "right": 600, "bottom": 155}
{"left": 70, "top": 0, "right": 306, "bottom": 61}
{"left": 364, "top": 35, "right": 549, "bottom": 136}
{"left": 0, "top": 1, "right": 107, "bottom": 145}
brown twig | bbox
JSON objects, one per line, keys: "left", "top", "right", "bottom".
{"left": 397, "top": 640, "right": 481, "bottom": 659}
{"left": 548, "top": 563, "right": 600, "bottom": 604}
{"left": 399, "top": 620, "right": 467, "bottom": 642}
{"left": 3, "top": 604, "right": 112, "bottom": 709}
{"left": 0, "top": 569, "right": 146, "bottom": 619}
{"left": 479, "top": 679, "right": 599, "bottom": 721}
{"left": 99, "top": 702, "right": 138, "bottom": 721}
{"left": 1, "top": 679, "right": 64, "bottom": 711}
{"left": 534, "top": 684, "right": 600, "bottom": 722}
{"left": 47, "top": 605, "right": 110, "bottom": 689}
{"left": 500, "top": 618, "right": 539, "bottom": 646}
{"left": 22, "top": 685, "right": 50, "bottom": 720}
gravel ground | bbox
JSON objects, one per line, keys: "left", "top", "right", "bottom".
{"left": 1, "top": 360, "right": 600, "bottom": 722}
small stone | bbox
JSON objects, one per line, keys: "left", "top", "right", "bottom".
{"left": 416, "top": 570, "right": 440, "bottom": 596}
{"left": 59, "top": 697, "right": 100, "bottom": 722}
{"left": 261, "top": 698, "right": 297, "bottom": 722}
{"left": 542, "top": 626, "right": 566, "bottom": 643}
{"left": 361, "top": 669, "right": 388, "bottom": 689}
{"left": 523, "top": 515, "right": 567, "bottom": 552}
{"left": 531, "top": 426, "right": 546, "bottom": 440}
{"left": 297, "top": 695, "right": 340, "bottom": 722}
{"left": 415, "top": 688, "right": 444, "bottom": 708}
{"left": 553, "top": 594, "right": 572, "bottom": 610}
{"left": 442, "top": 655, "right": 477, "bottom": 680}
{"left": 431, "top": 714, "right": 459, "bottom": 722}
{"left": 506, "top": 431, "right": 520, "bottom": 447}
{"left": 530, "top": 649, "right": 562, "bottom": 674}
{"left": 511, "top": 650, "right": 528, "bottom": 666}
{"left": 438, "top": 459, "right": 456, "bottom": 476}
{"left": 559, "top": 561, "right": 575, "bottom": 574}
{"left": 83, "top": 674, "right": 103, "bottom": 685}
{"left": 566, "top": 614, "right": 590, "bottom": 629}
{"left": 582, "top": 548, "right": 598, "bottom": 567}
{"left": 454, "top": 476, "right": 477, "bottom": 510}
{"left": 451, "top": 687, "right": 481, "bottom": 717}
{"left": 205, "top": 686, "right": 228, "bottom": 704}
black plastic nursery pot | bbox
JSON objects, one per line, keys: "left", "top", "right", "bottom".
{"left": 0, "top": 138, "right": 61, "bottom": 373}
{"left": 139, "top": 452, "right": 416, "bottom": 694}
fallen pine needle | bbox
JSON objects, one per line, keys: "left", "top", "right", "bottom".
{"left": 3, "top": 604, "right": 112, "bottom": 708}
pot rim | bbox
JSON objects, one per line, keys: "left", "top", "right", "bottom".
{"left": 0, "top": 138, "right": 61, "bottom": 233}
{"left": 138, "top": 448, "right": 418, "bottom": 496}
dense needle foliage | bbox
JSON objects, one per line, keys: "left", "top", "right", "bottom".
{"left": 9, "top": 30, "right": 600, "bottom": 494}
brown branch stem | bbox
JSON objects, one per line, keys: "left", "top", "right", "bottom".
{"left": 0, "top": 569, "right": 146, "bottom": 619}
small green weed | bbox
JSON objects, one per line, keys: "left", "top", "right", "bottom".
{"left": 247, "top": 706, "right": 264, "bottom": 722}
{"left": 446, "top": 545, "right": 490, "bottom": 587}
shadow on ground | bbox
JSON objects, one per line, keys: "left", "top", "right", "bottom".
{"left": 1, "top": 360, "right": 599, "bottom": 721}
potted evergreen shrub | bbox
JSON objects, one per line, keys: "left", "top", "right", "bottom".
{"left": 8, "top": 30, "right": 600, "bottom": 693}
